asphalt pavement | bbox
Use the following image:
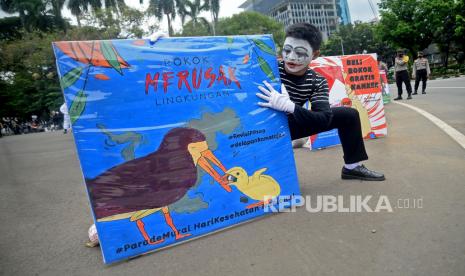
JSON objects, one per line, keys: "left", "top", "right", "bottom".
{"left": 393, "top": 77, "right": 465, "bottom": 134}
{"left": 1, "top": 77, "right": 464, "bottom": 276}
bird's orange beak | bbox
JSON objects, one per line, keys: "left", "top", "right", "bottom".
{"left": 188, "top": 141, "right": 231, "bottom": 192}
{"left": 197, "top": 149, "right": 231, "bottom": 192}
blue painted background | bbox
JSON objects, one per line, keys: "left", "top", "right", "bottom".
{"left": 53, "top": 35, "right": 300, "bottom": 264}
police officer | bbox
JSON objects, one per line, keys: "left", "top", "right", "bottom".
{"left": 394, "top": 49, "right": 412, "bottom": 100}
{"left": 412, "top": 51, "right": 430, "bottom": 95}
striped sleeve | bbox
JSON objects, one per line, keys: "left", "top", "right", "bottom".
{"left": 309, "top": 75, "right": 331, "bottom": 112}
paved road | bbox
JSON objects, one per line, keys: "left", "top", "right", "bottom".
{"left": 1, "top": 78, "right": 464, "bottom": 276}
{"left": 389, "top": 76, "right": 465, "bottom": 134}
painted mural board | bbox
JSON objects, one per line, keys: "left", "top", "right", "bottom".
{"left": 52, "top": 35, "right": 300, "bottom": 264}
{"left": 306, "top": 54, "right": 388, "bottom": 150}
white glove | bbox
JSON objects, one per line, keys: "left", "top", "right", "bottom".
{"left": 256, "top": 81, "right": 295, "bottom": 113}
{"left": 147, "top": 31, "right": 168, "bottom": 45}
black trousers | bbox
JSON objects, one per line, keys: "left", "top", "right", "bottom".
{"left": 414, "top": 69, "right": 428, "bottom": 93}
{"left": 395, "top": 70, "right": 412, "bottom": 97}
{"left": 288, "top": 107, "right": 369, "bottom": 164}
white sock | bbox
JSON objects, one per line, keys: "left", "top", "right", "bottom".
{"left": 344, "top": 162, "right": 361, "bottom": 170}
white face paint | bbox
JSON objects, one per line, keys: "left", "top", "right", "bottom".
{"left": 282, "top": 37, "right": 313, "bottom": 74}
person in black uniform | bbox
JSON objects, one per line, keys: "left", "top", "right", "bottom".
{"left": 256, "top": 23, "right": 385, "bottom": 181}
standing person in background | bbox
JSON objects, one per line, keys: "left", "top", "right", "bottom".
{"left": 393, "top": 50, "right": 412, "bottom": 100}
{"left": 378, "top": 58, "right": 388, "bottom": 72}
{"left": 412, "top": 51, "right": 430, "bottom": 95}
{"left": 377, "top": 58, "right": 390, "bottom": 101}
{"left": 60, "top": 103, "right": 71, "bottom": 134}
{"left": 52, "top": 110, "right": 62, "bottom": 131}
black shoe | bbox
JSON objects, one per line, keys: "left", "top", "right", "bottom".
{"left": 412, "top": 92, "right": 418, "bottom": 95}
{"left": 341, "top": 165, "right": 385, "bottom": 181}
{"left": 407, "top": 95, "right": 412, "bottom": 100}
{"left": 63, "top": 129, "right": 67, "bottom": 134}
{"left": 393, "top": 96, "right": 402, "bottom": 101}
{"left": 422, "top": 91, "right": 426, "bottom": 94}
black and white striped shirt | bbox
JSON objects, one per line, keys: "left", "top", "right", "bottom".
{"left": 278, "top": 61, "right": 331, "bottom": 112}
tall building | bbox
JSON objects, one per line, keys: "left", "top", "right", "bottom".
{"left": 239, "top": 0, "right": 352, "bottom": 39}
{"left": 336, "top": 0, "right": 351, "bottom": 25}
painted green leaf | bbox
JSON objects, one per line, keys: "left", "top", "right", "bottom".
{"left": 252, "top": 39, "right": 276, "bottom": 56}
{"left": 69, "top": 90, "right": 87, "bottom": 125}
{"left": 101, "top": 41, "right": 122, "bottom": 74}
{"left": 257, "top": 56, "right": 276, "bottom": 81}
{"left": 60, "top": 67, "right": 83, "bottom": 89}
{"left": 227, "top": 37, "right": 233, "bottom": 43}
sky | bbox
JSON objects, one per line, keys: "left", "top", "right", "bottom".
{"left": 0, "top": 0, "right": 381, "bottom": 33}
{"left": 347, "top": 0, "right": 381, "bottom": 22}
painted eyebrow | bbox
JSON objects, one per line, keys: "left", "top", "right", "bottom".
{"left": 294, "top": 47, "right": 309, "bottom": 52}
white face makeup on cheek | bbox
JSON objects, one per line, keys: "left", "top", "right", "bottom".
{"left": 282, "top": 37, "right": 313, "bottom": 73}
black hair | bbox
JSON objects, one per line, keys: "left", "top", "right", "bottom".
{"left": 285, "top": 23, "right": 323, "bottom": 51}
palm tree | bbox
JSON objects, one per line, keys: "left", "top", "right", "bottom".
{"left": 49, "top": 0, "right": 66, "bottom": 31}
{"left": 1, "top": 0, "right": 25, "bottom": 29}
{"left": 103, "top": 0, "right": 127, "bottom": 15}
{"left": 146, "top": 0, "right": 176, "bottom": 36}
{"left": 177, "top": 0, "right": 209, "bottom": 29}
{"left": 175, "top": 0, "right": 187, "bottom": 25}
{"left": 0, "top": 0, "right": 46, "bottom": 31}
{"left": 208, "top": 0, "right": 219, "bottom": 35}
{"left": 67, "top": 0, "right": 102, "bottom": 27}
{"left": 68, "top": 0, "right": 85, "bottom": 27}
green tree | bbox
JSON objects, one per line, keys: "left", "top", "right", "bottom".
{"left": 102, "top": 0, "right": 127, "bottom": 15}
{"left": 321, "top": 22, "right": 396, "bottom": 63}
{"left": 209, "top": 0, "right": 219, "bottom": 24}
{"left": 48, "top": 0, "right": 67, "bottom": 31}
{"left": 1, "top": 0, "right": 31, "bottom": 31}
{"left": 0, "top": 26, "right": 141, "bottom": 119}
{"left": 208, "top": 0, "right": 219, "bottom": 35}
{"left": 322, "top": 23, "right": 374, "bottom": 55}
{"left": 179, "top": 19, "right": 210, "bottom": 36}
{"left": 0, "top": 0, "right": 49, "bottom": 31}
{"left": 147, "top": 0, "right": 176, "bottom": 36}
{"left": 421, "top": 0, "right": 464, "bottom": 66}
{"left": 456, "top": 0, "right": 465, "bottom": 39}
{"left": 81, "top": 6, "right": 151, "bottom": 38}
{"left": 216, "top": 12, "right": 285, "bottom": 49}
{"left": 377, "top": 0, "right": 434, "bottom": 56}
{"left": 454, "top": 0, "right": 465, "bottom": 63}
{"left": 0, "top": 31, "right": 63, "bottom": 119}
{"left": 0, "top": 17, "right": 23, "bottom": 40}
{"left": 377, "top": 0, "right": 465, "bottom": 67}
{"left": 177, "top": 0, "right": 210, "bottom": 29}
{"left": 67, "top": 0, "right": 102, "bottom": 27}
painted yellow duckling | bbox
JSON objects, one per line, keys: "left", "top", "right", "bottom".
{"left": 225, "top": 167, "right": 281, "bottom": 209}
